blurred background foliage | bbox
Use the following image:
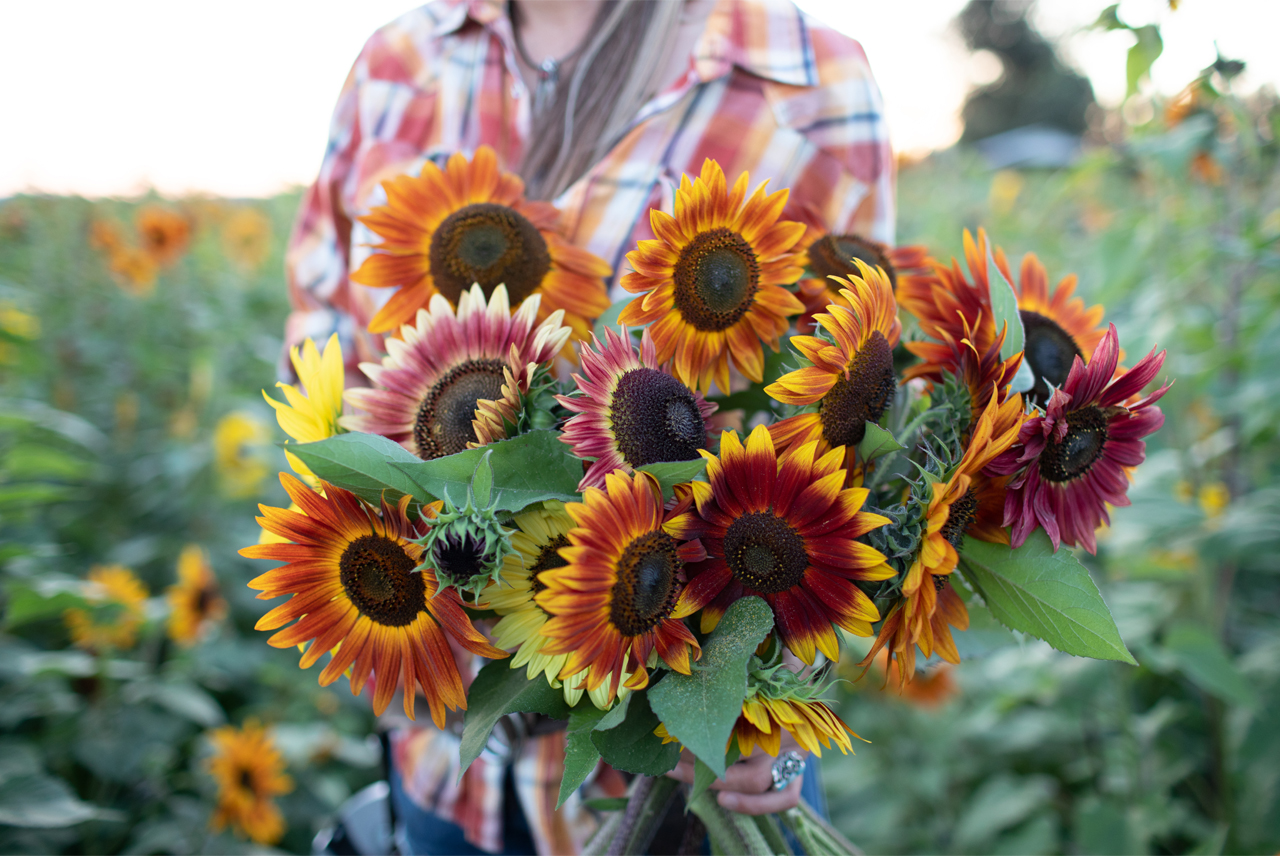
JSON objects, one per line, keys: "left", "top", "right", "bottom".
{"left": 2, "top": 13, "right": 1280, "bottom": 856}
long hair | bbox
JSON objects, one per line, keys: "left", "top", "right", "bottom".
{"left": 517, "top": 0, "right": 686, "bottom": 200}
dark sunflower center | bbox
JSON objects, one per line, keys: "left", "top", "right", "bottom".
{"left": 609, "top": 367, "right": 706, "bottom": 468}
{"left": 818, "top": 331, "right": 896, "bottom": 448}
{"left": 432, "top": 533, "right": 488, "bottom": 586}
{"left": 809, "top": 234, "right": 897, "bottom": 288}
{"left": 429, "top": 202, "right": 552, "bottom": 305}
{"left": 939, "top": 487, "right": 979, "bottom": 550}
{"left": 1020, "top": 310, "right": 1083, "bottom": 406}
{"left": 1040, "top": 405, "right": 1109, "bottom": 483}
{"left": 338, "top": 534, "right": 424, "bottom": 627}
{"left": 529, "top": 534, "right": 570, "bottom": 599}
{"left": 609, "top": 531, "right": 681, "bottom": 636}
{"left": 723, "top": 512, "right": 808, "bottom": 594}
{"left": 414, "top": 359, "right": 507, "bottom": 459}
{"left": 194, "top": 586, "right": 213, "bottom": 616}
{"left": 671, "top": 227, "right": 760, "bottom": 332}
{"left": 238, "top": 768, "right": 254, "bottom": 791}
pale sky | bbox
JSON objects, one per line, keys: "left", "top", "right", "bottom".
{"left": 1, "top": 0, "right": 1276, "bottom": 198}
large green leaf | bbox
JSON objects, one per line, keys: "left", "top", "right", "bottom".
{"left": 557, "top": 704, "right": 606, "bottom": 808}
{"left": 1162, "top": 623, "right": 1257, "bottom": 708}
{"left": 459, "top": 660, "right": 570, "bottom": 776}
{"left": 4, "top": 579, "right": 89, "bottom": 629}
{"left": 958, "top": 531, "right": 1136, "bottom": 665}
{"left": 591, "top": 690, "right": 680, "bottom": 776}
{"left": 648, "top": 597, "right": 774, "bottom": 777}
{"left": 393, "top": 430, "right": 583, "bottom": 512}
{"left": 290, "top": 433, "right": 426, "bottom": 505}
{"left": 1126, "top": 25, "right": 1163, "bottom": 98}
{"left": 637, "top": 458, "right": 707, "bottom": 502}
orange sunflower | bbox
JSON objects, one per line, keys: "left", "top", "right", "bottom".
{"left": 207, "top": 720, "right": 293, "bottom": 844}
{"left": 766, "top": 261, "right": 901, "bottom": 465}
{"left": 240, "top": 473, "right": 505, "bottom": 724}
{"left": 135, "top": 205, "right": 191, "bottom": 267}
{"left": 669, "top": 425, "right": 894, "bottom": 664}
{"left": 167, "top": 545, "right": 227, "bottom": 646}
{"left": 351, "top": 146, "right": 611, "bottom": 343}
{"left": 536, "top": 470, "right": 704, "bottom": 704}
{"left": 618, "top": 159, "right": 805, "bottom": 394}
{"left": 902, "top": 229, "right": 1111, "bottom": 405}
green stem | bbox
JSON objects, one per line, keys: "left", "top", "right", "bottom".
{"left": 688, "top": 790, "right": 749, "bottom": 855}
{"left": 582, "top": 810, "right": 622, "bottom": 856}
{"left": 754, "top": 812, "right": 795, "bottom": 856}
{"left": 617, "top": 775, "right": 678, "bottom": 855}
{"left": 780, "top": 801, "right": 864, "bottom": 856}
{"left": 727, "top": 806, "right": 773, "bottom": 855}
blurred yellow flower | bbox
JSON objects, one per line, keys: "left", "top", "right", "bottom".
{"left": 108, "top": 245, "right": 159, "bottom": 296}
{"left": 263, "top": 334, "right": 343, "bottom": 485}
{"left": 989, "top": 169, "right": 1025, "bottom": 215}
{"left": 89, "top": 219, "right": 125, "bottom": 252}
{"left": 213, "top": 411, "right": 271, "bottom": 499}
{"left": 1198, "top": 482, "right": 1230, "bottom": 519}
{"left": 221, "top": 207, "right": 273, "bottom": 271}
{"left": 207, "top": 720, "right": 293, "bottom": 844}
{"left": 1174, "top": 480, "right": 1194, "bottom": 503}
{"left": 135, "top": 205, "right": 191, "bottom": 267}
{"left": 64, "top": 565, "right": 149, "bottom": 651}
{"left": 167, "top": 545, "right": 227, "bottom": 646}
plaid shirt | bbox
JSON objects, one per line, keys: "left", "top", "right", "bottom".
{"left": 284, "top": 0, "right": 895, "bottom": 380}
{"left": 285, "top": 1, "right": 894, "bottom": 851}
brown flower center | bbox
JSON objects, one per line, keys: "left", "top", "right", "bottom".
{"left": 1040, "top": 405, "right": 1109, "bottom": 483}
{"left": 429, "top": 202, "right": 551, "bottom": 306}
{"left": 818, "top": 331, "right": 896, "bottom": 448}
{"left": 238, "top": 768, "right": 255, "bottom": 792}
{"left": 939, "top": 487, "right": 979, "bottom": 550}
{"left": 338, "top": 534, "right": 424, "bottom": 627}
{"left": 809, "top": 233, "right": 897, "bottom": 288}
{"left": 672, "top": 227, "right": 759, "bottom": 331}
{"left": 609, "top": 531, "right": 681, "bottom": 636}
{"left": 1020, "top": 310, "right": 1083, "bottom": 406}
{"left": 610, "top": 367, "right": 706, "bottom": 468}
{"left": 414, "top": 359, "right": 507, "bottom": 459}
{"left": 723, "top": 512, "right": 808, "bottom": 594}
{"left": 529, "top": 534, "right": 570, "bottom": 599}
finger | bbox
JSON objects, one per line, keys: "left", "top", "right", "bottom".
{"left": 665, "top": 759, "right": 696, "bottom": 784}
{"left": 707, "top": 753, "right": 773, "bottom": 795}
{"left": 716, "top": 774, "right": 803, "bottom": 816}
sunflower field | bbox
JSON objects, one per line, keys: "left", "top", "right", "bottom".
{"left": 2, "top": 76, "right": 1278, "bottom": 856}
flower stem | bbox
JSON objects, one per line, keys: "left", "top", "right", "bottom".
{"left": 605, "top": 774, "right": 679, "bottom": 855}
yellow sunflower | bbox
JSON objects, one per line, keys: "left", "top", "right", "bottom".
{"left": 64, "top": 565, "right": 149, "bottom": 651}
{"left": 618, "top": 159, "right": 806, "bottom": 395}
{"left": 765, "top": 260, "right": 901, "bottom": 465}
{"left": 167, "top": 545, "right": 227, "bottom": 646}
{"left": 207, "top": 720, "right": 293, "bottom": 844}
{"left": 221, "top": 207, "right": 273, "bottom": 271}
{"left": 213, "top": 411, "right": 272, "bottom": 499}
{"left": 263, "top": 334, "right": 344, "bottom": 486}
{"left": 241, "top": 473, "right": 506, "bottom": 723}
{"left": 481, "top": 502, "right": 623, "bottom": 709}
{"left": 351, "top": 146, "right": 611, "bottom": 344}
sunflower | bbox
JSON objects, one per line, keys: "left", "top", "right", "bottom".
{"left": 481, "top": 502, "right": 621, "bottom": 709}
{"left": 989, "top": 324, "right": 1170, "bottom": 554}
{"left": 167, "top": 545, "right": 227, "bottom": 646}
{"left": 221, "top": 207, "right": 273, "bottom": 271}
{"left": 89, "top": 219, "right": 125, "bottom": 252}
{"left": 618, "top": 159, "right": 806, "bottom": 394}
{"left": 213, "top": 411, "right": 272, "bottom": 499}
{"left": 240, "top": 473, "right": 506, "bottom": 723}
{"left": 207, "top": 720, "right": 293, "bottom": 844}
{"left": 657, "top": 694, "right": 858, "bottom": 758}
{"left": 135, "top": 205, "right": 191, "bottom": 267}
{"left": 107, "top": 245, "right": 159, "bottom": 296}
{"left": 937, "top": 317, "right": 1025, "bottom": 432}
{"left": 536, "top": 471, "right": 704, "bottom": 704}
{"left": 902, "top": 229, "right": 1111, "bottom": 405}
{"left": 765, "top": 261, "right": 901, "bottom": 463}
{"left": 263, "top": 334, "right": 344, "bottom": 485}
{"left": 351, "top": 146, "right": 611, "bottom": 342}
{"left": 859, "top": 581, "right": 969, "bottom": 689}
{"left": 343, "top": 284, "right": 569, "bottom": 460}
{"left": 557, "top": 327, "right": 717, "bottom": 490}
{"left": 668, "top": 425, "right": 894, "bottom": 664}
{"left": 64, "top": 565, "right": 149, "bottom": 651}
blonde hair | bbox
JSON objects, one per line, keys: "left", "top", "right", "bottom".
{"left": 518, "top": 0, "right": 687, "bottom": 200}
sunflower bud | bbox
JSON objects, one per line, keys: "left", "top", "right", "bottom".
{"left": 415, "top": 453, "right": 513, "bottom": 601}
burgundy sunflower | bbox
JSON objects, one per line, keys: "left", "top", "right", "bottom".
{"left": 618, "top": 159, "right": 805, "bottom": 394}
{"left": 240, "top": 473, "right": 505, "bottom": 724}
{"left": 557, "top": 327, "right": 717, "bottom": 490}
{"left": 989, "top": 324, "right": 1170, "bottom": 553}
{"left": 669, "top": 425, "right": 894, "bottom": 665}
{"left": 342, "top": 284, "right": 569, "bottom": 459}
{"left": 536, "top": 471, "right": 704, "bottom": 704}
{"left": 350, "top": 146, "right": 611, "bottom": 342}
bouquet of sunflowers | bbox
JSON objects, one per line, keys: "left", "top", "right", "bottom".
{"left": 240, "top": 147, "right": 1169, "bottom": 854}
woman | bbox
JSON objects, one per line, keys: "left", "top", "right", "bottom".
{"left": 286, "top": 1, "right": 894, "bottom": 852}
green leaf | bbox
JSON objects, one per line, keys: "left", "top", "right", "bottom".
{"left": 0, "top": 775, "right": 107, "bottom": 827}
{"left": 958, "top": 531, "right": 1137, "bottom": 665}
{"left": 1091, "top": 4, "right": 1125, "bottom": 31}
{"left": 471, "top": 450, "right": 494, "bottom": 508}
{"left": 393, "top": 430, "right": 583, "bottom": 513}
{"left": 856, "top": 423, "right": 903, "bottom": 462}
{"left": 290, "top": 433, "right": 426, "bottom": 506}
{"left": 4, "top": 580, "right": 89, "bottom": 629}
{"left": 648, "top": 597, "right": 774, "bottom": 777}
{"left": 985, "top": 244, "right": 1025, "bottom": 364}
{"left": 1126, "top": 25, "right": 1163, "bottom": 98}
{"left": 591, "top": 690, "right": 680, "bottom": 776}
{"left": 558, "top": 705, "right": 607, "bottom": 808}
{"left": 691, "top": 757, "right": 719, "bottom": 806}
{"left": 636, "top": 458, "right": 707, "bottom": 502}
{"left": 1163, "top": 623, "right": 1257, "bottom": 707}
{"left": 459, "top": 660, "right": 570, "bottom": 776}
{"left": 593, "top": 297, "right": 636, "bottom": 341}
{"left": 595, "top": 692, "right": 632, "bottom": 731}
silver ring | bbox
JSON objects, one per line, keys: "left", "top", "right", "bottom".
{"left": 770, "top": 750, "right": 806, "bottom": 791}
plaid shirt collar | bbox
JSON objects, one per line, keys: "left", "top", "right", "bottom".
{"left": 432, "top": 0, "right": 818, "bottom": 88}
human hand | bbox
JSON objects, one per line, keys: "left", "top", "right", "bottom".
{"left": 665, "top": 735, "right": 809, "bottom": 816}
